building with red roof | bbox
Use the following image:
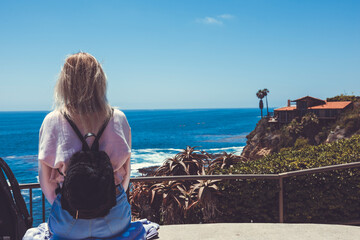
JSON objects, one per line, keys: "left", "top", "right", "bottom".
{"left": 274, "top": 96, "right": 352, "bottom": 123}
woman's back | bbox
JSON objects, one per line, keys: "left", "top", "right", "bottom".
{"left": 36, "top": 52, "right": 133, "bottom": 239}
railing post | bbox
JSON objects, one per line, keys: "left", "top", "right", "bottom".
{"left": 279, "top": 176, "right": 284, "bottom": 223}
{"left": 29, "top": 188, "right": 33, "bottom": 218}
{"left": 42, "top": 193, "right": 45, "bottom": 222}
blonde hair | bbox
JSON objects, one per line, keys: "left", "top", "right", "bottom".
{"left": 54, "top": 52, "right": 112, "bottom": 132}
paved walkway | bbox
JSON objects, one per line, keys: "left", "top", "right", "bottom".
{"left": 157, "top": 223, "right": 360, "bottom": 240}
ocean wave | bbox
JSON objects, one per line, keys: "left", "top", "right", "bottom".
{"left": 204, "top": 146, "right": 244, "bottom": 154}
{"left": 3, "top": 147, "right": 244, "bottom": 178}
{"left": 131, "top": 149, "right": 180, "bottom": 175}
{"left": 196, "top": 134, "right": 247, "bottom": 143}
{"left": 134, "top": 148, "right": 184, "bottom": 153}
{"left": 130, "top": 146, "right": 244, "bottom": 175}
{"left": 3, "top": 155, "right": 38, "bottom": 160}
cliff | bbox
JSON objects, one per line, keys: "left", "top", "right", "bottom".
{"left": 241, "top": 97, "right": 360, "bottom": 161}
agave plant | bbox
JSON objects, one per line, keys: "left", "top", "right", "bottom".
{"left": 177, "top": 184, "right": 199, "bottom": 218}
{"left": 192, "top": 179, "right": 222, "bottom": 223}
{"left": 155, "top": 155, "right": 188, "bottom": 176}
{"left": 155, "top": 146, "right": 208, "bottom": 176}
{"left": 208, "top": 152, "right": 238, "bottom": 174}
{"left": 175, "top": 146, "right": 207, "bottom": 175}
{"left": 129, "top": 182, "right": 157, "bottom": 221}
{"left": 150, "top": 181, "right": 187, "bottom": 224}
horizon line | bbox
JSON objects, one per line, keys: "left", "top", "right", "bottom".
{"left": 0, "top": 107, "right": 277, "bottom": 112}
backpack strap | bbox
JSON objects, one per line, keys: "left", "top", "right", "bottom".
{"left": 63, "top": 109, "right": 113, "bottom": 152}
{"left": 63, "top": 114, "right": 91, "bottom": 151}
{"left": 0, "top": 157, "right": 33, "bottom": 228}
{"left": 90, "top": 115, "right": 111, "bottom": 151}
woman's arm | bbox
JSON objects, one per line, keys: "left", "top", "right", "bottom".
{"left": 38, "top": 112, "right": 63, "bottom": 205}
{"left": 38, "top": 161, "right": 57, "bottom": 204}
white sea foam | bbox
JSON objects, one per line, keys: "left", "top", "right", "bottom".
{"left": 134, "top": 148, "right": 183, "bottom": 153}
{"left": 131, "top": 148, "right": 181, "bottom": 176}
{"left": 7, "top": 147, "right": 244, "bottom": 178}
{"left": 204, "top": 146, "right": 244, "bottom": 155}
{"left": 130, "top": 146, "right": 244, "bottom": 176}
{"left": 3, "top": 155, "right": 38, "bottom": 160}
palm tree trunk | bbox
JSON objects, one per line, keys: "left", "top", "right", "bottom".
{"left": 259, "top": 100, "right": 264, "bottom": 117}
{"left": 266, "top": 95, "right": 269, "bottom": 116}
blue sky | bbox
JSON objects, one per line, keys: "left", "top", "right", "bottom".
{"left": 0, "top": 0, "right": 359, "bottom": 110}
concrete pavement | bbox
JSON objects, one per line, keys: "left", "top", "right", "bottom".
{"left": 157, "top": 223, "right": 360, "bottom": 240}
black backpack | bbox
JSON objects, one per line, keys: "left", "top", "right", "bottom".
{"left": 58, "top": 113, "right": 116, "bottom": 219}
{"left": 0, "top": 157, "right": 32, "bottom": 240}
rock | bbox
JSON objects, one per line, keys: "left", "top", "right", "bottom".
{"left": 241, "top": 119, "right": 281, "bottom": 161}
{"left": 326, "top": 125, "right": 347, "bottom": 143}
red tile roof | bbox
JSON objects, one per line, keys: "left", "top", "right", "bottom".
{"left": 292, "top": 96, "right": 325, "bottom": 102}
{"left": 308, "top": 101, "right": 352, "bottom": 109}
{"left": 275, "top": 106, "right": 297, "bottom": 111}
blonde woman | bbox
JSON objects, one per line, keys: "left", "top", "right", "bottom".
{"left": 38, "top": 53, "right": 132, "bottom": 238}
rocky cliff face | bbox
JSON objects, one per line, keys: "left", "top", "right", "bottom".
{"left": 241, "top": 118, "right": 281, "bottom": 161}
{"left": 241, "top": 108, "right": 360, "bottom": 161}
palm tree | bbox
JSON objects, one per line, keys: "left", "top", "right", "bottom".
{"left": 262, "top": 88, "right": 270, "bottom": 116}
{"left": 256, "top": 90, "right": 265, "bottom": 117}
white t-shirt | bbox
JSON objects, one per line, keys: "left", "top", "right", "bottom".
{"left": 38, "top": 109, "right": 131, "bottom": 204}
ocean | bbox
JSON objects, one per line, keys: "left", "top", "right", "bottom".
{"left": 0, "top": 108, "right": 261, "bottom": 225}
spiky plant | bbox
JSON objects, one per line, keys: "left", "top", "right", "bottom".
{"left": 175, "top": 146, "right": 207, "bottom": 175}
{"left": 192, "top": 179, "right": 222, "bottom": 223}
{"left": 155, "top": 155, "right": 188, "bottom": 176}
{"left": 208, "top": 152, "right": 238, "bottom": 174}
{"left": 129, "top": 182, "right": 159, "bottom": 221}
{"left": 151, "top": 181, "right": 187, "bottom": 224}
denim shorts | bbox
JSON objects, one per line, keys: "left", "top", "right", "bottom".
{"left": 48, "top": 185, "right": 131, "bottom": 239}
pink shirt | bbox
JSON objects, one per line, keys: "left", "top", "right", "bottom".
{"left": 38, "top": 109, "right": 131, "bottom": 204}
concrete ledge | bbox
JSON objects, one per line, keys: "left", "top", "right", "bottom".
{"left": 157, "top": 223, "right": 360, "bottom": 240}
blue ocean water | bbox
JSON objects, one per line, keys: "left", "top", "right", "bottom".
{"left": 0, "top": 108, "right": 261, "bottom": 225}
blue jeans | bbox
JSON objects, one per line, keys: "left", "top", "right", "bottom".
{"left": 48, "top": 185, "right": 131, "bottom": 239}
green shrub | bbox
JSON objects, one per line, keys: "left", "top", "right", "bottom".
{"left": 327, "top": 94, "right": 357, "bottom": 102}
{"left": 131, "top": 136, "right": 360, "bottom": 224}
{"left": 294, "top": 137, "right": 309, "bottom": 149}
{"left": 218, "top": 135, "right": 360, "bottom": 223}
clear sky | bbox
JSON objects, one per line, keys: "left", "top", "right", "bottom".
{"left": 0, "top": 0, "right": 359, "bottom": 111}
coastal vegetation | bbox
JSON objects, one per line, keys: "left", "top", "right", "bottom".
{"left": 130, "top": 147, "right": 242, "bottom": 224}
{"left": 327, "top": 94, "right": 358, "bottom": 102}
{"left": 220, "top": 134, "right": 360, "bottom": 223}
{"left": 130, "top": 137, "right": 360, "bottom": 224}
{"left": 130, "top": 94, "right": 360, "bottom": 225}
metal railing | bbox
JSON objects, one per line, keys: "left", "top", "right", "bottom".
{"left": 19, "top": 161, "right": 360, "bottom": 224}
{"left": 18, "top": 183, "right": 44, "bottom": 222}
